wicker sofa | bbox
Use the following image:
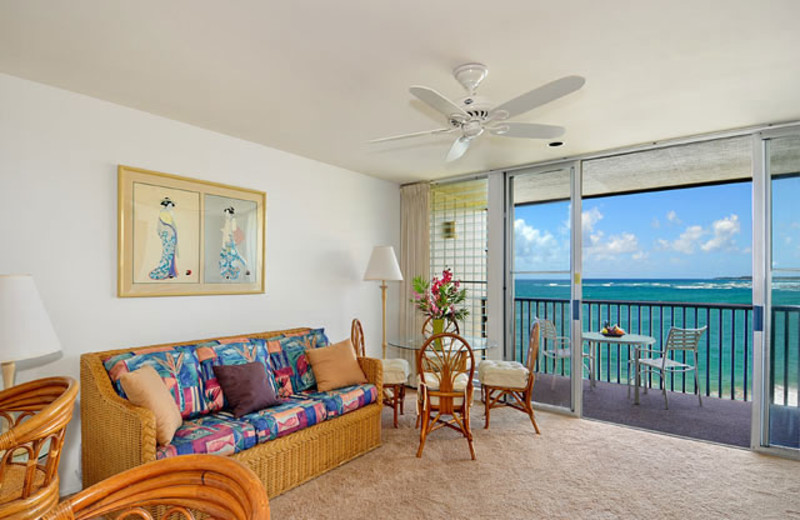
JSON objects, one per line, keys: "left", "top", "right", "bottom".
{"left": 80, "top": 327, "right": 383, "bottom": 498}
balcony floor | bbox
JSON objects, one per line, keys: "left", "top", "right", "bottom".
{"left": 534, "top": 374, "right": 752, "bottom": 447}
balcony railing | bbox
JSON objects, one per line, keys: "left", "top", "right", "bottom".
{"left": 513, "top": 297, "right": 800, "bottom": 407}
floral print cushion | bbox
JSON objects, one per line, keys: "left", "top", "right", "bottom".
{"left": 104, "top": 346, "right": 206, "bottom": 420}
{"left": 268, "top": 328, "right": 330, "bottom": 395}
{"left": 195, "top": 338, "right": 277, "bottom": 413}
{"left": 301, "top": 384, "right": 378, "bottom": 418}
{"left": 156, "top": 411, "right": 256, "bottom": 459}
{"left": 241, "top": 398, "right": 327, "bottom": 443}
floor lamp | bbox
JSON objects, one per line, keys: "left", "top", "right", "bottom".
{"left": 363, "top": 246, "right": 403, "bottom": 359}
{"left": 0, "top": 275, "right": 62, "bottom": 389}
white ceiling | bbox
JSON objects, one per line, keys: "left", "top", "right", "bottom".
{"left": 1, "top": 1, "right": 799, "bottom": 184}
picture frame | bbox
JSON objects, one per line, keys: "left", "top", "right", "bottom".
{"left": 118, "top": 165, "right": 266, "bottom": 297}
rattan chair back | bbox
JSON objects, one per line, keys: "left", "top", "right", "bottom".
{"left": 524, "top": 320, "right": 541, "bottom": 392}
{"left": 0, "top": 376, "right": 78, "bottom": 520}
{"left": 416, "top": 333, "right": 476, "bottom": 459}
{"left": 43, "top": 454, "right": 270, "bottom": 520}
{"left": 421, "top": 316, "right": 460, "bottom": 337}
{"left": 350, "top": 318, "right": 366, "bottom": 357}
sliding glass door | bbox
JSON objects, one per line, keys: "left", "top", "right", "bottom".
{"left": 762, "top": 131, "right": 800, "bottom": 451}
{"left": 508, "top": 162, "right": 581, "bottom": 412}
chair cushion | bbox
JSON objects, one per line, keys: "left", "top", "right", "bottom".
{"left": 305, "top": 339, "right": 367, "bottom": 392}
{"left": 301, "top": 384, "right": 378, "bottom": 418}
{"left": 418, "top": 372, "right": 472, "bottom": 406}
{"left": 478, "top": 360, "right": 529, "bottom": 389}
{"left": 104, "top": 347, "right": 205, "bottom": 420}
{"left": 240, "top": 398, "right": 327, "bottom": 443}
{"left": 195, "top": 338, "right": 277, "bottom": 413}
{"left": 382, "top": 358, "right": 410, "bottom": 385}
{"left": 120, "top": 365, "right": 182, "bottom": 445}
{"left": 156, "top": 412, "right": 257, "bottom": 459}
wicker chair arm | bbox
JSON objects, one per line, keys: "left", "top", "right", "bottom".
{"left": 80, "top": 354, "right": 159, "bottom": 488}
{"left": 358, "top": 357, "right": 383, "bottom": 397}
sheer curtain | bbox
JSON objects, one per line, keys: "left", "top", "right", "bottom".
{"left": 399, "top": 183, "right": 430, "bottom": 341}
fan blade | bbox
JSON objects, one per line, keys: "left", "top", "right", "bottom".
{"left": 369, "top": 127, "right": 455, "bottom": 144}
{"left": 410, "top": 86, "right": 469, "bottom": 118}
{"left": 489, "top": 122, "right": 565, "bottom": 139}
{"left": 490, "top": 75, "right": 585, "bottom": 120}
{"left": 446, "top": 136, "right": 472, "bottom": 162}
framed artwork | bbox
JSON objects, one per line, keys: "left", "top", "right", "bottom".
{"left": 118, "top": 165, "right": 266, "bottom": 297}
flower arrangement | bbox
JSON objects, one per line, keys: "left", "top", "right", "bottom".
{"left": 411, "top": 268, "right": 469, "bottom": 320}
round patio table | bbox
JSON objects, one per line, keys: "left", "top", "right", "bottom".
{"left": 582, "top": 332, "right": 656, "bottom": 405}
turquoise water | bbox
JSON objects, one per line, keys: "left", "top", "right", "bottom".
{"left": 514, "top": 278, "right": 800, "bottom": 402}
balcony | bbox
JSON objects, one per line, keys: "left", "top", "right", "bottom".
{"left": 513, "top": 297, "right": 800, "bottom": 448}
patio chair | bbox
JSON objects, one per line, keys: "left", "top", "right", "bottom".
{"left": 630, "top": 326, "right": 707, "bottom": 409}
{"left": 479, "top": 319, "right": 541, "bottom": 434}
{"left": 0, "top": 376, "right": 78, "bottom": 520}
{"left": 416, "top": 333, "right": 476, "bottom": 460}
{"left": 352, "top": 318, "right": 408, "bottom": 428}
{"left": 42, "top": 454, "right": 270, "bottom": 520}
{"left": 539, "top": 319, "right": 594, "bottom": 388}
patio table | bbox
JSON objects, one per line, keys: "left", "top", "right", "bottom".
{"left": 582, "top": 332, "right": 656, "bottom": 405}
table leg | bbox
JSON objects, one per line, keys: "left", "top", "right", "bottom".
{"left": 634, "top": 345, "right": 641, "bottom": 405}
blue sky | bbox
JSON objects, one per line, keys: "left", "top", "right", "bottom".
{"left": 514, "top": 182, "right": 759, "bottom": 278}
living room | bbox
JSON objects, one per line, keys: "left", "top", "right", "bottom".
{"left": 1, "top": 2, "right": 799, "bottom": 519}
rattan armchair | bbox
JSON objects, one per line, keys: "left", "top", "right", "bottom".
{"left": 416, "top": 333, "right": 476, "bottom": 460}
{"left": 43, "top": 454, "right": 270, "bottom": 520}
{"left": 0, "top": 376, "right": 78, "bottom": 520}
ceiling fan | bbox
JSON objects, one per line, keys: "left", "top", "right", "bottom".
{"left": 370, "top": 63, "right": 585, "bottom": 162}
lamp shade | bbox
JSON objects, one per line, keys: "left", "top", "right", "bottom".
{"left": 0, "top": 275, "right": 61, "bottom": 363}
{"left": 363, "top": 246, "right": 403, "bottom": 282}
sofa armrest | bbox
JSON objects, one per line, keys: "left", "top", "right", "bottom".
{"left": 358, "top": 356, "right": 383, "bottom": 398}
{"left": 80, "top": 354, "right": 159, "bottom": 487}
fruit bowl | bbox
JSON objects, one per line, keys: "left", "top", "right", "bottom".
{"left": 600, "top": 325, "right": 626, "bottom": 337}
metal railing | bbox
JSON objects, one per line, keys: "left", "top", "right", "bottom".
{"left": 513, "top": 297, "right": 800, "bottom": 406}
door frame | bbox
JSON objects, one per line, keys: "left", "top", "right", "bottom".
{"left": 753, "top": 125, "right": 800, "bottom": 458}
{"left": 505, "top": 160, "right": 583, "bottom": 417}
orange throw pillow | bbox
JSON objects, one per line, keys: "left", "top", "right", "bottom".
{"left": 120, "top": 365, "right": 182, "bottom": 445}
{"left": 306, "top": 339, "right": 367, "bottom": 392}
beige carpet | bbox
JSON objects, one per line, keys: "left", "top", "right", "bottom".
{"left": 270, "top": 398, "right": 800, "bottom": 520}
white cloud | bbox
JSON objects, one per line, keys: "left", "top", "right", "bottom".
{"left": 701, "top": 214, "right": 740, "bottom": 252}
{"left": 585, "top": 231, "right": 641, "bottom": 261}
{"left": 671, "top": 225, "right": 705, "bottom": 254}
{"left": 582, "top": 207, "right": 603, "bottom": 234}
{"left": 651, "top": 218, "right": 661, "bottom": 229}
{"left": 666, "top": 210, "right": 681, "bottom": 224}
{"left": 656, "top": 213, "right": 742, "bottom": 255}
{"left": 514, "top": 219, "right": 564, "bottom": 269}
{"left": 632, "top": 251, "right": 649, "bottom": 261}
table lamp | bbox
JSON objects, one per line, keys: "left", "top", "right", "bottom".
{"left": 0, "top": 275, "right": 62, "bottom": 389}
{"left": 363, "top": 246, "right": 403, "bottom": 359}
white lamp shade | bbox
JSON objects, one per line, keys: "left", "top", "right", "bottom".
{"left": 363, "top": 246, "right": 403, "bottom": 282}
{"left": 0, "top": 275, "right": 61, "bottom": 363}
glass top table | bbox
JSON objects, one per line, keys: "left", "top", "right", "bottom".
{"left": 388, "top": 336, "right": 498, "bottom": 352}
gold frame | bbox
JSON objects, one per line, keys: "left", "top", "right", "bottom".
{"left": 118, "top": 165, "right": 266, "bottom": 297}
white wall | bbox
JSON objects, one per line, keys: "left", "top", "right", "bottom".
{"left": 0, "top": 73, "right": 401, "bottom": 494}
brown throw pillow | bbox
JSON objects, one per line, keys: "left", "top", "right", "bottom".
{"left": 120, "top": 365, "right": 182, "bottom": 446}
{"left": 213, "top": 362, "right": 282, "bottom": 418}
{"left": 306, "top": 339, "right": 367, "bottom": 392}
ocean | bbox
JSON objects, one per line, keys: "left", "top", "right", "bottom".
{"left": 513, "top": 278, "right": 799, "bottom": 404}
